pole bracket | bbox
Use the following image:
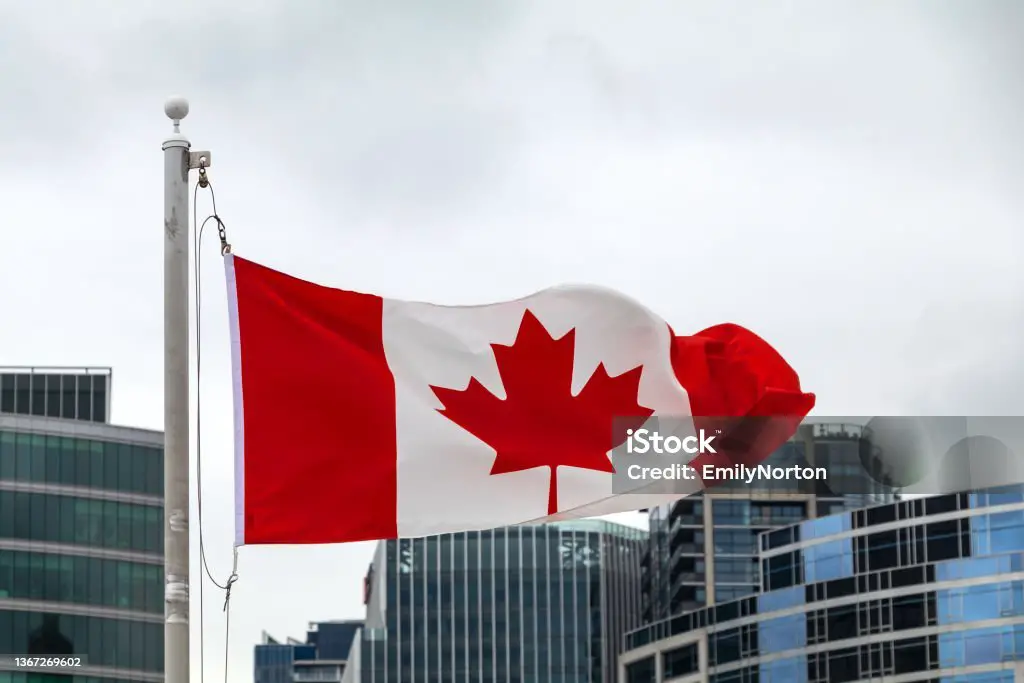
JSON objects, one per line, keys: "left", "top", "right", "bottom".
{"left": 189, "top": 151, "right": 212, "bottom": 170}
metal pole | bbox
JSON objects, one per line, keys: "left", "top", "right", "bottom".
{"left": 163, "top": 96, "right": 191, "bottom": 683}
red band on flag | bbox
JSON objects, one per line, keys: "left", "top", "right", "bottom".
{"left": 229, "top": 256, "right": 398, "bottom": 544}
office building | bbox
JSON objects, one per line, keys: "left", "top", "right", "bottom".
{"left": 342, "top": 520, "right": 646, "bottom": 683}
{"left": 255, "top": 633, "right": 315, "bottom": 683}
{"left": 306, "top": 621, "right": 363, "bottom": 662}
{"left": 643, "top": 422, "right": 897, "bottom": 620}
{"left": 620, "top": 484, "right": 1024, "bottom": 682}
{"left": 0, "top": 367, "right": 164, "bottom": 683}
{"left": 254, "top": 621, "right": 363, "bottom": 683}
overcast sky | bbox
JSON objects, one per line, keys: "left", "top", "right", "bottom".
{"left": 1, "top": 1, "right": 1022, "bottom": 682}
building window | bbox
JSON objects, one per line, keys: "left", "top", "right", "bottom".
{"left": 625, "top": 656, "right": 655, "bottom": 683}
{"left": 758, "top": 614, "right": 806, "bottom": 654}
{"left": 713, "top": 500, "right": 750, "bottom": 525}
{"left": 803, "top": 539, "right": 853, "bottom": 583}
{"left": 763, "top": 551, "right": 801, "bottom": 591}
{"left": 715, "top": 585, "right": 756, "bottom": 602}
{"left": 662, "top": 643, "right": 698, "bottom": 678}
{"left": 0, "top": 550, "right": 162, "bottom": 612}
{"left": 0, "top": 491, "right": 162, "bottom": 553}
{"left": 0, "top": 431, "right": 163, "bottom": 496}
{"left": 714, "top": 529, "right": 758, "bottom": 555}
{"left": 0, "top": 610, "right": 163, "bottom": 672}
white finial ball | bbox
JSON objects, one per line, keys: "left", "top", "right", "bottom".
{"left": 164, "top": 97, "right": 190, "bottom": 121}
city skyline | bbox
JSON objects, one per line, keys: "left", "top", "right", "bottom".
{"left": 1, "top": 2, "right": 1021, "bottom": 682}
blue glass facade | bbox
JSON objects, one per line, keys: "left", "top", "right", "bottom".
{"left": 342, "top": 521, "right": 646, "bottom": 683}
{"left": 621, "top": 485, "right": 1024, "bottom": 683}
{"left": 255, "top": 640, "right": 317, "bottom": 683}
{"left": 306, "top": 622, "right": 362, "bottom": 661}
{"left": 0, "top": 377, "right": 164, "bottom": 683}
{"left": 643, "top": 423, "right": 896, "bottom": 620}
{"left": 254, "top": 621, "right": 363, "bottom": 683}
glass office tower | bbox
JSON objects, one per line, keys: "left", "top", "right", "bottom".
{"left": 342, "top": 520, "right": 646, "bottom": 683}
{"left": 305, "top": 621, "right": 363, "bottom": 662}
{"left": 255, "top": 634, "right": 316, "bottom": 683}
{"left": 0, "top": 368, "right": 164, "bottom": 683}
{"left": 621, "top": 484, "right": 1024, "bottom": 683}
{"left": 643, "top": 422, "right": 897, "bottom": 620}
{"left": 255, "top": 621, "right": 363, "bottom": 683}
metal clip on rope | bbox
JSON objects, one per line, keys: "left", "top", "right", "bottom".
{"left": 197, "top": 158, "right": 210, "bottom": 189}
{"left": 217, "top": 219, "right": 231, "bottom": 255}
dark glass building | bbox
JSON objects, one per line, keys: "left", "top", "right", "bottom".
{"left": 342, "top": 520, "right": 646, "bottom": 683}
{"left": 643, "top": 422, "right": 897, "bottom": 619}
{"left": 305, "top": 621, "right": 363, "bottom": 662}
{"left": 0, "top": 368, "right": 112, "bottom": 424}
{"left": 254, "top": 621, "right": 363, "bottom": 683}
{"left": 621, "top": 485, "right": 1024, "bottom": 682}
{"left": 0, "top": 368, "right": 164, "bottom": 683}
{"left": 255, "top": 633, "right": 316, "bottom": 683}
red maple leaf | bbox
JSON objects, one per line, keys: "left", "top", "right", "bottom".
{"left": 430, "top": 309, "right": 654, "bottom": 515}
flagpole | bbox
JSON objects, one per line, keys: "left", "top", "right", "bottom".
{"left": 163, "top": 96, "right": 193, "bottom": 683}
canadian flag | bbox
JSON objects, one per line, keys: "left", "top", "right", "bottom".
{"left": 225, "top": 255, "right": 814, "bottom": 545}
